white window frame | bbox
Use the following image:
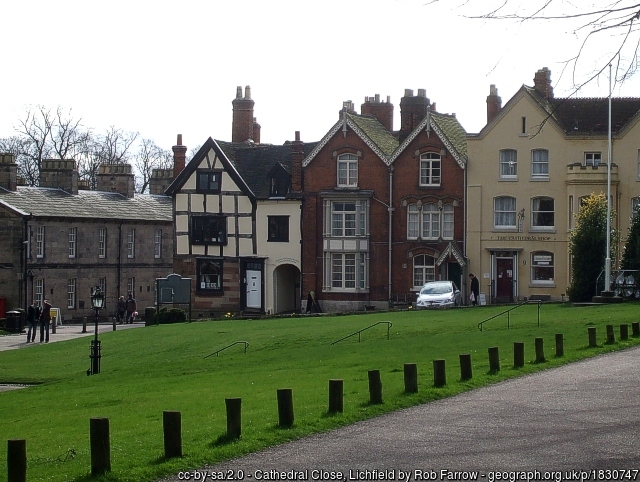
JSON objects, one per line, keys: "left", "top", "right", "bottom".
{"left": 494, "top": 196, "right": 517, "bottom": 229}
{"left": 421, "top": 203, "right": 441, "bottom": 240}
{"left": 531, "top": 149, "right": 549, "bottom": 178}
{"left": 331, "top": 201, "right": 365, "bottom": 237}
{"left": 154, "top": 229, "right": 162, "bottom": 259}
{"left": 67, "top": 278, "right": 76, "bottom": 309}
{"left": 531, "top": 197, "right": 555, "bottom": 230}
{"left": 331, "top": 253, "right": 365, "bottom": 290}
{"left": 442, "top": 204, "right": 454, "bottom": 239}
{"left": 127, "top": 229, "right": 135, "bottom": 258}
{"left": 68, "top": 227, "right": 77, "bottom": 258}
{"left": 499, "top": 149, "right": 517, "bottom": 179}
{"left": 337, "top": 153, "right": 358, "bottom": 188}
{"left": 531, "top": 251, "right": 555, "bottom": 285}
{"left": 419, "top": 152, "right": 441, "bottom": 186}
{"left": 36, "top": 226, "right": 45, "bottom": 258}
{"left": 637, "top": 150, "right": 640, "bottom": 180}
{"left": 585, "top": 152, "right": 601, "bottom": 167}
{"left": 407, "top": 204, "right": 420, "bottom": 239}
{"left": 99, "top": 228, "right": 106, "bottom": 259}
{"left": 127, "top": 277, "right": 135, "bottom": 296}
{"left": 35, "top": 279, "right": 44, "bottom": 305}
{"left": 413, "top": 254, "right": 436, "bottom": 289}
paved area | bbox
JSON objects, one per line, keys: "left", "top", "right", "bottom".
{"left": 160, "top": 346, "right": 640, "bottom": 481}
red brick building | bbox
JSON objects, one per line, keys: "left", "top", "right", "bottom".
{"left": 299, "top": 90, "right": 467, "bottom": 312}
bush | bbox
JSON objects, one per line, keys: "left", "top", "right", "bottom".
{"left": 144, "top": 307, "right": 157, "bottom": 326}
{"left": 154, "top": 308, "right": 187, "bottom": 325}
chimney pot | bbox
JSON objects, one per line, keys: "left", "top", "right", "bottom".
{"left": 295, "top": 131, "right": 300, "bottom": 141}
{"left": 244, "top": 85, "right": 252, "bottom": 99}
{"left": 404, "top": 89, "right": 413, "bottom": 97}
{"left": 236, "top": 86, "right": 242, "bottom": 99}
{"left": 418, "top": 88, "right": 426, "bottom": 98}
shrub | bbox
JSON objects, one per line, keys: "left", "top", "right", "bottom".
{"left": 154, "top": 308, "right": 187, "bottom": 325}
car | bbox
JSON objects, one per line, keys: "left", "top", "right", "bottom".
{"left": 415, "top": 280, "right": 461, "bottom": 309}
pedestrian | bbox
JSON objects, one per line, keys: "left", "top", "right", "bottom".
{"left": 26, "top": 300, "right": 40, "bottom": 343}
{"left": 117, "top": 295, "right": 127, "bottom": 324}
{"left": 39, "top": 299, "right": 52, "bottom": 342}
{"left": 126, "top": 292, "right": 137, "bottom": 324}
{"left": 469, "top": 273, "right": 480, "bottom": 306}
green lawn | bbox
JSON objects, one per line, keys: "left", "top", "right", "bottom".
{"left": 1, "top": 303, "right": 639, "bottom": 482}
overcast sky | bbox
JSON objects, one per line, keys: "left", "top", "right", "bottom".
{"left": 3, "top": 0, "right": 640, "bottom": 151}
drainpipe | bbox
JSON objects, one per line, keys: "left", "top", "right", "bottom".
{"left": 117, "top": 222, "right": 123, "bottom": 299}
{"left": 388, "top": 166, "right": 394, "bottom": 301}
{"left": 22, "top": 215, "right": 31, "bottom": 312}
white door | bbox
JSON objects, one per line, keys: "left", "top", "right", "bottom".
{"left": 246, "top": 270, "right": 261, "bottom": 309}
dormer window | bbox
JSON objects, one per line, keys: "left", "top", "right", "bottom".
{"left": 270, "top": 172, "right": 290, "bottom": 197}
{"left": 419, "top": 152, "right": 441, "bottom": 186}
{"left": 337, "top": 153, "right": 358, "bottom": 187}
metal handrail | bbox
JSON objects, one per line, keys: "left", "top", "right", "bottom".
{"left": 331, "top": 321, "right": 392, "bottom": 345}
{"left": 204, "top": 341, "right": 249, "bottom": 359}
{"left": 477, "top": 300, "right": 541, "bottom": 332}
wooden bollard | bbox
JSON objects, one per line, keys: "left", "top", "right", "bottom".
{"left": 513, "top": 342, "right": 525, "bottom": 368}
{"left": 488, "top": 346, "right": 500, "bottom": 373}
{"left": 588, "top": 327, "right": 597, "bottom": 348}
{"left": 7, "top": 439, "right": 26, "bottom": 482}
{"left": 277, "top": 388, "right": 294, "bottom": 428}
{"left": 404, "top": 363, "right": 418, "bottom": 393}
{"left": 606, "top": 324, "right": 615, "bottom": 344}
{"left": 225, "top": 398, "right": 242, "bottom": 439}
{"left": 82, "top": 316, "right": 88, "bottom": 333}
{"left": 433, "top": 360, "right": 446, "bottom": 387}
{"left": 163, "top": 411, "right": 182, "bottom": 459}
{"left": 620, "top": 324, "right": 629, "bottom": 341}
{"left": 90, "top": 417, "right": 111, "bottom": 476}
{"left": 328, "top": 379, "right": 343, "bottom": 413}
{"left": 113, "top": 317, "right": 117, "bottom": 331}
{"left": 535, "top": 337, "right": 545, "bottom": 363}
{"left": 459, "top": 354, "right": 472, "bottom": 381}
{"left": 368, "top": 370, "right": 383, "bottom": 404}
{"left": 632, "top": 322, "right": 640, "bottom": 337}
{"left": 555, "top": 334, "right": 564, "bottom": 357}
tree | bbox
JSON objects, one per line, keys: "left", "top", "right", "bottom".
{"left": 133, "top": 138, "right": 172, "bottom": 194}
{"left": 426, "top": 1, "right": 640, "bottom": 89}
{"left": 13, "top": 105, "right": 54, "bottom": 185}
{"left": 621, "top": 207, "right": 640, "bottom": 271}
{"left": 567, "top": 193, "right": 617, "bottom": 301}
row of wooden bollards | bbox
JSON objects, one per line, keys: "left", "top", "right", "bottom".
{"left": 7, "top": 324, "right": 640, "bottom": 480}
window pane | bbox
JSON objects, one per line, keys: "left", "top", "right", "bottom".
{"left": 500, "top": 150, "right": 517, "bottom": 176}
{"left": 532, "top": 149, "right": 549, "bottom": 175}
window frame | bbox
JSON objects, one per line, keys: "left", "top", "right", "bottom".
{"left": 67, "top": 278, "right": 76, "bottom": 309}
{"left": 127, "top": 277, "right": 135, "bottom": 296}
{"left": 196, "top": 170, "right": 222, "bottom": 194}
{"left": 68, "top": 227, "right": 77, "bottom": 259}
{"left": 531, "top": 197, "right": 555, "bottom": 230}
{"left": 267, "top": 215, "right": 289, "bottom": 242}
{"left": 191, "top": 215, "right": 227, "bottom": 246}
{"left": 419, "top": 152, "right": 441, "bottom": 187}
{"left": 154, "top": 229, "right": 162, "bottom": 259}
{"left": 98, "top": 228, "right": 106, "bottom": 259}
{"left": 494, "top": 196, "right": 517, "bottom": 229}
{"left": 36, "top": 226, "right": 45, "bottom": 258}
{"left": 585, "top": 152, "right": 602, "bottom": 167}
{"left": 531, "top": 251, "right": 555, "bottom": 285}
{"left": 499, "top": 149, "right": 518, "bottom": 179}
{"left": 413, "top": 254, "right": 436, "bottom": 289}
{"left": 35, "top": 279, "right": 44, "bottom": 305}
{"left": 531, "top": 149, "right": 549, "bottom": 178}
{"left": 421, "top": 203, "right": 441, "bottom": 240}
{"left": 197, "top": 258, "right": 224, "bottom": 293}
{"left": 331, "top": 201, "right": 365, "bottom": 237}
{"left": 331, "top": 253, "right": 365, "bottom": 290}
{"left": 337, "top": 153, "right": 358, "bottom": 188}
{"left": 127, "top": 229, "right": 135, "bottom": 258}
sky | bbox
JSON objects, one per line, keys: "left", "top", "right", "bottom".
{"left": 3, "top": 0, "right": 640, "bottom": 152}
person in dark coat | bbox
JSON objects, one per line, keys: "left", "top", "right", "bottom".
{"left": 305, "top": 291, "right": 322, "bottom": 314}
{"left": 26, "top": 300, "right": 40, "bottom": 343}
{"left": 117, "top": 295, "right": 127, "bottom": 324}
{"left": 39, "top": 299, "right": 52, "bottom": 342}
{"left": 125, "top": 292, "right": 137, "bottom": 324}
{"left": 469, "top": 273, "right": 480, "bottom": 306}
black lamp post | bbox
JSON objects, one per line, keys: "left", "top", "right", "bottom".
{"left": 89, "top": 285, "right": 105, "bottom": 375}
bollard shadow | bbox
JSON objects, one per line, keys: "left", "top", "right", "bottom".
{"left": 211, "top": 433, "right": 240, "bottom": 447}
{"left": 321, "top": 410, "right": 342, "bottom": 419}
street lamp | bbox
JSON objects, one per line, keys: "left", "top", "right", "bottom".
{"left": 89, "top": 285, "right": 105, "bottom": 375}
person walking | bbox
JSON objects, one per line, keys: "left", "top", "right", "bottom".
{"left": 26, "top": 300, "right": 40, "bottom": 343}
{"left": 126, "top": 292, "right": 137, "bottom": 324}
{"left": 117, "top": 295, "right": 127, "bottom": 324}
{"left": 469, "top": 273, "right": 480, "bottom": 306}
{"left": 39, "top": 299, "right": 52, "bottom": 342}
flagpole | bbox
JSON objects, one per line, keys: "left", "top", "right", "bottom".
{"left": 605, "top": 63, "right": 612, "bottom": 293}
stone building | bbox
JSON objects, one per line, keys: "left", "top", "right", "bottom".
{"left": 0, "top": 155, "right": 173, "bottom": 321}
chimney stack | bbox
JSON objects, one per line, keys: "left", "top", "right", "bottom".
{"left": 0, "top": 153, "right": 18, "bottom": 191}
{"left": 232, "top": 85, "right": 256, "bottom": 143}
{"left": 338, "top": 100, "right": 357, "bottom": 119}
{"left": 533, "top": 67, "right": 553, "bottom": 100}
{"left": 96, "top": 163, "right": 135, "bottom": 198}
{"left": 486, "top": 84, "right": 502, "bottom": 124}
{"left": 361, "top": 94, "right": 394, "bottom": 131}
{"left": 399, "top": 88, "right": 430, "bottom": 141}
{"left": 291, "top": 131, "right": 304, "bottom": 192}
{"left": 172, "top": 134, "right": 187, "bottom": 179}
{"left": 149, "top": 168, "right": 174, "bottom": 195}
{"left": 39, "top": 159, "right": 78, "bottom": 194}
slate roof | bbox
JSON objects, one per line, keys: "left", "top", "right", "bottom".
{"left": 217, "top": 140, "right": 318, "bottom": 199}
{"left": 526, "top": 87, "right": 640, "bottom": 135}
{"left": 430, "top": 111, "right": 467, "bottom": 159}
{"left": 347, "top": 113, "right": 399, "bottom": 157}
{"left": 0, "top": 186, "right": 173, "bottom": 222}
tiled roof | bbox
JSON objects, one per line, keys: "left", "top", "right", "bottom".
{"left": 0, "top": 187, "right": 173, "bottom": 222}
{"left": 217, "top": 140, "right": 317, "bottom": 199}
{"left": 526, "top": 87, "right": 640, "bottom": 135}
{"left": 347, "top": 113, "right": 399, "bottom": 157}
{"left": 431, "top": 112, "right": 467, "bottom": 158}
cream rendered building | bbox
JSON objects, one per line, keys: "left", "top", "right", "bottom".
{"left": 466, "top": 68, "right": 640, "bottom": 303}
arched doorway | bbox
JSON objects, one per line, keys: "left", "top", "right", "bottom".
{"left": 273, "top": 264, "right": 301, "bottom": 314}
